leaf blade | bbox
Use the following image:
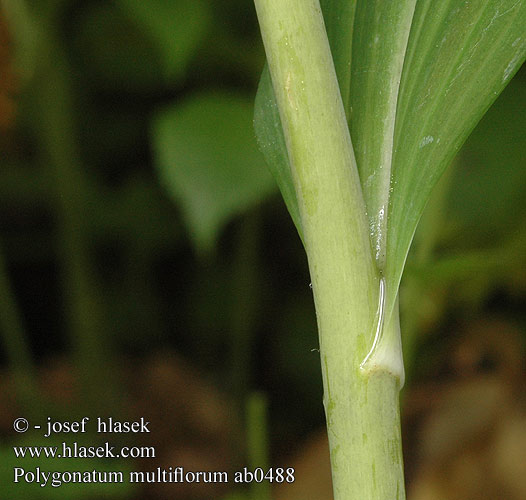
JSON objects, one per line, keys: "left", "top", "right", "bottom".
{"left": 116, "top": 0, "right": 211, "bottom": 82}
{"left": 254, "top": 68, "right": 303, "bottom": 239}
{"left": 387, "top": 0, "right": 526, "bottom": 302}
{"left": 348, "top": 0, "right": 417, "bottom": 269}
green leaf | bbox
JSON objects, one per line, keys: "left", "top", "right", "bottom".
{"left": 116, "top": 0, "right": 211, "bottom": 82}
{"left": 254, "top": 69, "right": 303, "bottom": 239}
{"left": 320, "top": 0, "right": 358, "bottom": 111}
{"left": 153, "top": 92, "right": 276, "bottom": 253}
{"left": 387, "top": 0, "right": 526, "bottom": 310}
{"left": 255, "top": 0, "right": 526, "bottom": 314}
{"left": 72, "top": 3, "right": 165, "bottom": 92}
{"left": 348, "top": 0, "right": 417, "bottom": 271}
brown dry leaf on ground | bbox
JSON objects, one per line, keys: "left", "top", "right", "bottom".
{"left": 405, "top": 318, "right": 526, "bottom": 500}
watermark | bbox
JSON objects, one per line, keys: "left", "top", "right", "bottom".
{"left": 11, "top": 417, "right": 295, "bottom": 489}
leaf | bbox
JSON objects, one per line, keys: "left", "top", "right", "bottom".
{"left": 387, "top": 0, "right": 526, "bottom": 309}
{"left": 254, "top": 69, "right": 303, "bottom": 239}
{"left": 320, "top": 0, "right": 358, "bottom": 111}
{"left": 72, "top": 3, "right": 165, "bottom": 92}
{"left": 348, "top": 0, "right": 418, "bottom": 270}
{"left": 255, "top": 0, "right": 526, "bottom": 314}
{"left": 152, "top": 92, "right": 276, "bottom": 253}
{"left": 116, "top": 0, "right": 211, "bottom": 83}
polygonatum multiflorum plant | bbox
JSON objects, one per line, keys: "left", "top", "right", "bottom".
{"left": 253, "top": 1, "right": 525, "bottom": 498}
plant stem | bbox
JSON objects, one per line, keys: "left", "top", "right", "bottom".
{"left": 229, "top": 212, "right": 261, "bottom": 410}
{"left": 228, "top": 213, "right": 261, "bottom": 466}
{"left": 0, "top": 244, "right": 39, "bottom": 411}
{"left": 28, "top": 21, "right": 116, "bottom": 410}
{"left": 254, "top": 1, "right": 405, "bottom": 498}
{"left": 246, "top": 392, "right": 271, "bottom": 500}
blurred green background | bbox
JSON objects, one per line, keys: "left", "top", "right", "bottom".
{"left": 0, "top": 1, "right": 525, "bottom": 499}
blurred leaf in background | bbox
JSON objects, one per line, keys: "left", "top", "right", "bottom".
{"left": 71, "top": 2, "right": 164, "bottom": 92}
{"left": 117, "top": 0, "right": 211, "bottom": 84}
{"left": 71, "top": 0, "right": 211, "bottom": 92}
{"left": 153, "top": 92, "right": 276, "bottom": 253}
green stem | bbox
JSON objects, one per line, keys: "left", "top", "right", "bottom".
{"left": 0, "top": 244, "right": 39, "bottom": 411}
{"left": 229, "top": 212, "right": 260, "bottom": 408}
{"left": 246, "top": 392, "right": 271, "bottom": 500}
{"left": 27, "top": 21, "right": 116, "bottom": 410}
{"left": 254, "top": 1, "right": 405, "bottom": 498}
{"left": 227, "top": 213, "right": 261, "bottom": 466}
